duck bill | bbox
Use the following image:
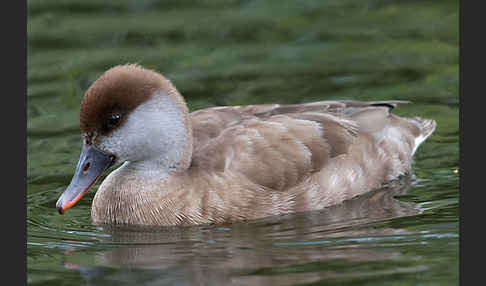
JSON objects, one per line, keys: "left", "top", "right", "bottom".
{"left": 56, "top": 144, "right": 115, "bottom": 214}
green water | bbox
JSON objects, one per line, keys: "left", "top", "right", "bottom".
{"left": 27, "top": 0, "right": 459, "bottom": 285}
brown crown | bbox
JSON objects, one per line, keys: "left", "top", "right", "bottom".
{"left": 80, "top": 64, "right": 168, "bottom": 135}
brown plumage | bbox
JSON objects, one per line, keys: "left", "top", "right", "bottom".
{"left": 57, "top": 64, "right": 436, "bottom": 226}
{"left": 80, "top": 64, "right": 180, "bottom": 135}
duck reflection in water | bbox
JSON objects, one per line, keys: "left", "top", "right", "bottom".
{"left": 62, "top": 179, "right": 425, "bottom": 286}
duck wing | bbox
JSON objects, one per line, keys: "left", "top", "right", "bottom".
{"left": 190, "top": 100, "right": 409, "bottom": 148}
{"left": 190, "top": 100, "right": 433, "bottom": 192}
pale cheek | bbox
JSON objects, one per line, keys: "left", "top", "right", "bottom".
{"left": 96, "top": 133, "right": 128, "bottom": 161}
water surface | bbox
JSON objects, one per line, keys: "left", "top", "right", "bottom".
{"left": 27, "top": 1, "right": 459, "bottom": 285}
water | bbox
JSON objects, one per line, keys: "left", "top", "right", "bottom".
{"left": 27, "top": 0, "right": 459, "bottom": 285}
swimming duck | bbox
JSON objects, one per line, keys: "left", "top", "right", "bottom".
{"left": 56, "top": 64, "right": 436, "bottom": 226}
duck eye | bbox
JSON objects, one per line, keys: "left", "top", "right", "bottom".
{"left": 107, "top": 113, "right": 121, "bottom": 128}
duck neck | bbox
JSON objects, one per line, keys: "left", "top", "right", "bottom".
{"left": 126, "top": 89, "right": 193, "bottom": 178}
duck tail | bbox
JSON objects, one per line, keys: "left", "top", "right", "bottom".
{"left": 409, "top": 117, "right": 437, "bottom": 155}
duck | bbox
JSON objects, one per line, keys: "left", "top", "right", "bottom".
{"left": 55, "top": 64, "right": 436, "bottom": 226}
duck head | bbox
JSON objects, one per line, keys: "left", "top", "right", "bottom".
{"left": 56, "top": 64, "right": 193, "bottom": 214}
